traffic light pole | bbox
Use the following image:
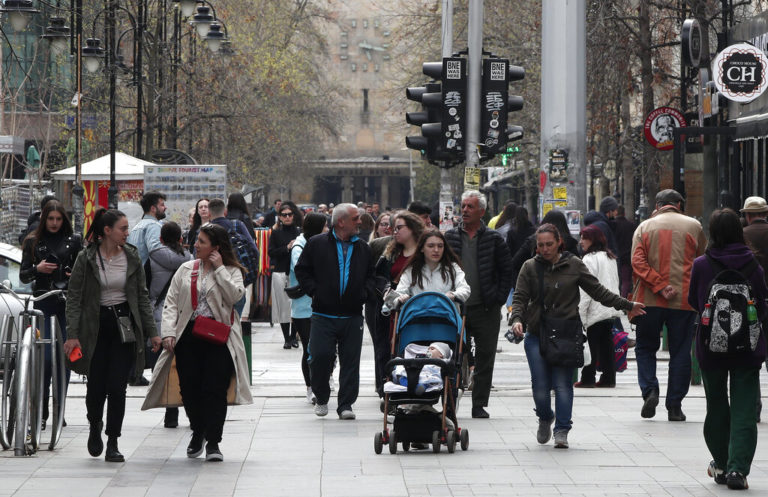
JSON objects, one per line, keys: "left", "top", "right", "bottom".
{"left": 439, "top": 0, "right": 453, "bottom": 212}
{"left": 465, "top": 0, "right": 483, "bottom": 169}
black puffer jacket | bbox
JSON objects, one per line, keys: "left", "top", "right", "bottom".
{"left": 445, "top": 224, "right": 513, "bottom": 306}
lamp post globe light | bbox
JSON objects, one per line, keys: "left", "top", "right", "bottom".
{"left": 82, "top": 38, "right": 105, "bottom": 74}
{"left": 0, "top": 0, "right": 40, "bottom": 32}
{"left": 176, "top": 0, "right": 198, "bottom": 18}
{"left": 40, "top": 16, "right": 70, "bottom": 55}
{"left": 190, "top": 5, "right": 214, "bottom": 37}
{"left": 203, "top": 22, "right": 225, "bottom": 52}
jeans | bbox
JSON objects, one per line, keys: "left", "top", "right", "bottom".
{"left": 523, "top": 332, "right": 575, "bottom": 433}
{"left": 634, "top": 307, "right": 695, "bottom": 408}
{"left": 33, "top": 296, "right": 70, "bottom": 421}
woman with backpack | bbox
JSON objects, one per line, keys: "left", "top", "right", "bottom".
{"left": 574, "top": 225, "right": 623, "bottom": 388}
{"left": 289, "top": 213, "right": 329, "bottom": 403}
{"left": 688, "top": 208, "right": 768, "bottom": 490}
{"left": 269, "top": 200, "right": 303, "bottom": 349}
{"left": 147, "top": 222, "right": 192, "bottom": 428}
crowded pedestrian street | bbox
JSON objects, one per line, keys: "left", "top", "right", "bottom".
{"left": 2, "top": 320, "right": 765, "bottom": 497}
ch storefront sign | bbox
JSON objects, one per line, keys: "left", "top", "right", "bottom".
{"left": 712, "top": 42, "right": 768, "bottom": 103}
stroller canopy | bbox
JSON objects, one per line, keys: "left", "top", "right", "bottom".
{"left": 395, "top": 292, "right": 464, "bottom": 356}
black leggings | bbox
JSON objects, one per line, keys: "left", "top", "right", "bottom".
{"left": 85, "top": 306, "right": 134, "bottom": 437}
{"left": 293, "top": 318, "right": 311, "bottom": 386}
{"left": 580, "top": 319, "right": 615, "bottom": 384}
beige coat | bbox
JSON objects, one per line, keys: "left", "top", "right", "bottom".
{"left": 142, "top": 260, "right": 253, "bottom": 409}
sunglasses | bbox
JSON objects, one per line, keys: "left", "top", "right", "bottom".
{"left": 280, "top": 212, "right": 294, "bottom": 218}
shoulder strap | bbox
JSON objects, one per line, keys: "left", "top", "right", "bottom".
{"left": 191, "top": 259, "right": 199, "bottom": 308}
{"left": 536, "top": 260, "right": 546, "bottom": 311}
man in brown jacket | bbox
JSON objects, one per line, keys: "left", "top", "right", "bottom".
{"left": 741, "top": 196, "right": 768, "bottom": 279}
{"left": 631, "top": 189, "right": 707, "bottom": 422}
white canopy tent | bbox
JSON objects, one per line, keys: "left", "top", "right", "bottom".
{"left": 51, "top": 152, "right": 154, "bottom": 181}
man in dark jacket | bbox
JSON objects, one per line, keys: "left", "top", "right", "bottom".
{"left": 584, "top": 196, "right": 619, "bottom": 256}
{"left": 445, "top": 190, "right": 513, "bottom": 418}
{"left": 295, "top": 203, "right": 374, "bottom": 420}
{"left": 613, "top": 205, "right": 636, "bottom": 297}
{"left": 741, "top": 196, "right": 768, "bottom": 281}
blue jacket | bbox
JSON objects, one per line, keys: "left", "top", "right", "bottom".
{"left": 127, "top": 214, "right": 163, "bottom": 264}
{"left": 289, "top": 234, "right": 312, "bottom": 318}
{"left": 295, "top": 230, "right": 374, "bottom": 317}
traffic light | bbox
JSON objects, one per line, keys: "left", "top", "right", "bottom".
{"left": 405, "top": 58, "right": 467, "bottom": 166}
{"left": 480, "top": 58, "right": 524, "bottom": 159}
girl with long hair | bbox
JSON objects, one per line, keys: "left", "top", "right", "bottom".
{"left": 64, "top": 209, "right": 160, "bottom": 462}
{"left": 395, "top": 229, "right": 471, "bottom": 303}
{"left": 143, "top": 223, "right": 252, "bottom": 462}
{"left": 20, "top": 201, "right": 82, "bottom": 428}
{"left": 289, "top": 212, "right": 329, "bottom": 403}
{"left": 185, "top": 198, "right": 210, "bottom": 249}
{"left": 574, "top": 225, "right": 623, "bottom": 388}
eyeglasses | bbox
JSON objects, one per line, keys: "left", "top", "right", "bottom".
{"left": 394, "top": 224, "right": 408, "bottom": 232}
{"left": 280, "top": 212, "right": 294, "bottom": 218}
{"left": 379, "top": 222, "right": 390, "bottom": 227}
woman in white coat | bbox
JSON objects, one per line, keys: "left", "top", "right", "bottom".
{"left": 575, "top": 225, "right": 623, "bottom": 388}
{"left": 395, "top": 229, "right": 471, "bottom": 303}
{"left": 142, "top": 223, "right": 253, "bottom": 462}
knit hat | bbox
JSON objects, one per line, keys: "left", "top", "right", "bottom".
{"left": 740, "top": 196, "right": 768, "bottom": 213}
{"left": 599, "top": 196, "right": 619, "bottom": 214}
{"left": 427, "top": 342, "right": 451, "bottom": 361}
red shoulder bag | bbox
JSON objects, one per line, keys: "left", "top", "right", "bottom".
{"left": 190, "top": 260, "right": 233, "bottom": 345}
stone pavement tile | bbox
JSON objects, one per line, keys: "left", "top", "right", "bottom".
{"left": 0, "top": 477, "right": 28, "bottom": 496}
{"left": 523, "top": 467, "right": 572, "bottom": 485}
{"left": 12, "top": 477, "right": 111, "bottom": 497}
{"left": 401, "top": 467, "right": 447, "bottom": 485}
{"left": 234, "top": 474, "right": 321, "bottom": 496}
{"left": 565, "top": 467, "right": 657, "bottom": 485}
{"left": 98, "top": 487, "right": 148, "bottom": 497}
{"left": 444, "top": 466, "right": 524, "bottom": 485}
{"left": 626, "top": 451, "right": 675, "bottom": 467}
{"left": 322, "top": 474, "right": 408, "bottom": 497}
{"left": 446, "top": 483, "right": 473, "bottom": 496}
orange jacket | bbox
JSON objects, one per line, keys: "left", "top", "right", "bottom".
{"left": 630, "top": 206, "right": 707, "bottom": 310}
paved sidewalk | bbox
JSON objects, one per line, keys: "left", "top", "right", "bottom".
{"left": 2, "top": 321, "right": 767, "bottom": 496}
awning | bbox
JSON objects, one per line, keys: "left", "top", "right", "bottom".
{"left": 51, "top": 152, "right": 154, "bottom": 180}
{"left": 731, "top": 113, "right": 768, "bottom": 141}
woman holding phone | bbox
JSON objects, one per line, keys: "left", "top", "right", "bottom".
{"left": 143, "top": 223, "right": 252, "bottom": 462}
{"left": 64, "top": 209, "right": 160, "bottom": 462}
{"left": 20, "top": 201, "right": 82, "bottom": 429}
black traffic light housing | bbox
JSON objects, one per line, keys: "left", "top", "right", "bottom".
{"left": 405, "top": 58, "right": 467, "bottom": 167}
{"left": 480, "top": 58, "right": 524, "bottom": 161}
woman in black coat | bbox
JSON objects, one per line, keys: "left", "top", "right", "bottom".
{"left": 226, "top": 193, "right": 255, "bottom": 240}
{"left": 268, "top": 200, "right": 303, "bottom": 348}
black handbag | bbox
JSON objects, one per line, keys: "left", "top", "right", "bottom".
{"left": 536, "top": 261, "right": 585, "bottom": 368}
{"left": 284, "top": 284, "right": 306, "bottom": 299}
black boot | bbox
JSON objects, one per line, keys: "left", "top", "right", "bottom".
{"left": 281, "top": 322, "right": 291, "bottom": 348}
{"left": 164, "top": 408, "right": 179, "bottom": 428}
{"left": 87, "top": 420, "right": 104, "bottom": 457}
{"left": 105, "top": 436, "right": 124, "bottom": 462}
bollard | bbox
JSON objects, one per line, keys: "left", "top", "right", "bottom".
{"left": 241, "top": 321, "right": 252, "bottom": 385}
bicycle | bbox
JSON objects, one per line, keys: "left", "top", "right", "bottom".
{"left": 0, "top": 282, "right": 66, "bottom": 456}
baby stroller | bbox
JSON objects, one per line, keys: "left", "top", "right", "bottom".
{"left": 373, "top": 292, "right": 469, "bottom": 454}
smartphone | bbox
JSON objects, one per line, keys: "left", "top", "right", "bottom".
{"left": 504, "top": 329, "right": 524, "bottom": 344}
{"left": 45, "top": 254, "right": 59, "bottom": 265}
{"left": 69, "top": 346, "right": 82, "bottom": 362}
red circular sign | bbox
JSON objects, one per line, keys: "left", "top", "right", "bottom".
{"left": 644, "top": 107, "right": 687, "bottom": 151}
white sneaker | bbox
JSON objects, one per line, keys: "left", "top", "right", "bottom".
{"left": 314, "top": 403, "right": 328, "bottom": 417}
{"left": 306, "top": 387, "right": 316, "bottom": 404}
{"left": 338, "top": 409, "right": 356, "bottom": 420}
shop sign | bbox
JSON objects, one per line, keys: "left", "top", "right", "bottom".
{"left": 712, "top": 42, "right": 768, "bottom": 103}
{"left": 682, "top": 19, "right": 702, "bottom": 68}
{"left": 644, "top": 107, "right": 686, "bottom": 151}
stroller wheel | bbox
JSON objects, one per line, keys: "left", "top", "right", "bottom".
{"left": 402, "top": 440, "right": 410, "bottom": 452}
{"left": 388, "top": 431, "right": 397, "bottom": 454}
{"left": 460, "top": 428, "right": 469, "bottom": 451}
{"left": 374, "top": 432, "right": 383, "bottom": 455}
{"left": 431, "top": 431, "right": 441, "bottom": 453}
{"left": 446, "top": 431, "right": 456, "bottom": 453}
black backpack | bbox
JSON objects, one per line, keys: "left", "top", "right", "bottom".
{"left": 699, "top": 254, "right": 762, "bottom": 354}
{"left": 227, "top": 219, "right": 259, "bottom": 287}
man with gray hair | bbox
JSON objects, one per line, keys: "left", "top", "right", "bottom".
{"left": 445, "top": 190, "right": 513, "bottom": 418}
{"left": 295, "top": 203, "right": 374, "bottom": 420}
